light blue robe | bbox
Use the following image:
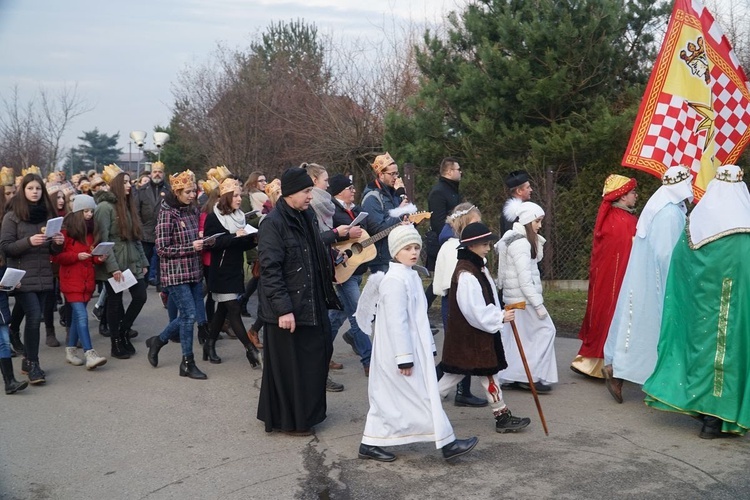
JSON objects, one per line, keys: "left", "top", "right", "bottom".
{"left": 603, "top": 203, "right": 685, "bottom": 384}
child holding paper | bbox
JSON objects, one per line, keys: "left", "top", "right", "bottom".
{"left": 57, "top": 195, "right": 107, "bottom": 369}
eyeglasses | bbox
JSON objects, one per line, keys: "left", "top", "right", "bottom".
{"left": 346, "top": 186, "right": 356, "bottom": 191}
{"left": 384, "top": 171, "right": 399, "bottom": 178}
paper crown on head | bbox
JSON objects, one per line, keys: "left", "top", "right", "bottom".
{"left": 200, "top": 178, "right": 220, "bottom": 194}
{"left": 102, "top": 164, "right": 124, "bottom": 185}
{"left": 61, "top": 181, "right": 77, "bottom": 197}
{"left": 47, "top": 171, "right": 61, "bottom": 183}
{"left": 714, "top": 164, "right": 744, "bottom": 183}
{"left": 151, "top": 161, "right": 165, "bottom": 172}
{"left": 662, "top": 166, "right": 692, "bottom": 185}
{"left": 265, "top": 178, "right": 281, "bottom": 197}
{"left": 207, "top": 165, "right": 232, "bottom": 183}
{"left": 46, "top": 183, "right": 62, "bottom": 196}
{"left": 602, "top": 174, "right": 637, "bottom": 201}
{"left": 219, "top": 177, "right": 241, "bottom": 196}
{"left": 15, "top": 176, "right": 22, "bottom": 187}
{"left": 372, "top": 153, "right": 396, "bottom": 174}
{"left": 169, "top": 170, "right": 196, "bottom": 191}
{"left": 0, "top": 167, "right": 15, "bottom": 187}
{"left": 90, "top": 174, "right": 106, "bottom": 188}
{"left": 22, "top": 165, "right": 41, "bottom": 177}
{"left": 79, "top": 179, "right": 91, "bottom": 191}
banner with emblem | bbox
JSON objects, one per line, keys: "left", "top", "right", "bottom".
{"left": 622, "top": 0, "right": 750, "bottom": 200}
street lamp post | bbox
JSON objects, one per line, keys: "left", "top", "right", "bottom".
{"left": 129, "top": 130, "right": 169, "bottom": 175}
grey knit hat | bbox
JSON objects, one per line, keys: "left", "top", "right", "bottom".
{"left": 71, "top": 194, "right": 96, "bottom": 213}
{"left": 388, "top": 224, "right": 422, "bottom": 258}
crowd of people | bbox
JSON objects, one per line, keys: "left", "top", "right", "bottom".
{"left": 1, "top": 153, "right": 748, "bottom": 464}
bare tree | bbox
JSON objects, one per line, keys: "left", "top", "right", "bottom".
{"left": 39, "top": 83, "right": 92, "bottom": 171}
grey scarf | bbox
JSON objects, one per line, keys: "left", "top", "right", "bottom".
{"left": 310, "top": 186, "right": 335, "bottom": 232}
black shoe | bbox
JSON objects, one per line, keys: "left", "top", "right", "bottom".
{"left": 358, "top": 444, "right": 396, "bottom": 462}
{"left": 202, "top": 339, "right": 221, "bottom": 364}
{"left": 442, "top": 437, "right": 478, "bottom": 460}
{"left": 99, "top": 323, "right": 110, "bottom": 337}
{"left": 342, "top": 331, "right": 360, "bottom": 356}
{"left": 326, "top": 376, "right": 344, "bottom": 392}
{"left": 1, "top": 358, "right": 28, "bottom": 394}
{"left": 121, "top": 334, "right": 136, "bottom": 356}
{"left": 699, "top": 416, "right": 725, "bottom": 439}
{"left": 179, "top": 355, "right": 207, "bottom": 380}
{"left": 147, "top": 336, "right": 167, "bottom": 367}
{"left": 245, "top": 346, "right": 260, "bottom": 368}
{"left": 126, "top": 328, "right": 138, "bottom": 339}
{"left": 495, "top": 409, "right": 531, "bottom": 433}
{"left": 240, "top": 298, "right": 252, "bottom": 317}
{"left": 110, "top": 336, "right": 131, "bottom": 359}
{"left": 454, "top": 380, "right": 488, "bottom": 407}
{"left": 26, "top": 361, "right": 46, "bottom": 385}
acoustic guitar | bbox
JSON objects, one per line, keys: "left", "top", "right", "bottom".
{"left": 333, "top": 212, "right": 431, "bottom": 283}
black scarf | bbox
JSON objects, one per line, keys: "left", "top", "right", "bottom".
{"left": 28, "top": 203, "right": 48, "bottom": 224}
{"left": 457, "top": 248, "right": 485, "bottom": 270}
{"left": 85, "top": 218, "right": 95, "bottom": 234}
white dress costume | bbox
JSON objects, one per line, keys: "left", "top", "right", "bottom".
{"left": 356, "top": 262, "right": 456, "bottom": 449}
{"left": 495, "top": 223, "right": 558, "bottom": 385}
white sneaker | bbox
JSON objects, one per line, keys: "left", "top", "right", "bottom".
{"left": 84, "top": 349, "right": 107, "bottom": 370}
{"left": 65, "top": 347, "right": 84, "bottom": 366}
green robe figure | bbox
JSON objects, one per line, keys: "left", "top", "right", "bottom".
{"left": 643, "top": 165, "right": 750, "bottom": 439}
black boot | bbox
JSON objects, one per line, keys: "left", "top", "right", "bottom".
{"left": 699, "top": 415, "right": 725, "bottom": 439}
{"left": 110, "top": 333, "right": 131, "bottom": 359}
{"left": 202, "top": 337, "right": 221, "bottom": 364}
{"left": 179, "top": 354, "right": 207, "bottom": 379}
{"left": 454, "top": 376, "right": 488, "bottom": 407}
{"left": 120, "top": 331, "right": 136, "bottom": 356}
{"left": 197, "top": 322, "right": 210, "bottom": 345}
{"left": 147, "top": 336, "right": 167, "bottom": 367}
{"left": 9, "top": 328, "right": 24, "bottom": 355}
{"left": 239, "top": 295, "right": 251, "bottom": 317}
{"left": 1, "top": 358, "right": 28, "bottom": 394}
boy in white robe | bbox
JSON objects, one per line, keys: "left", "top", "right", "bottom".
{"left": 355, "top": 224, "right": 479, "bottom": 462}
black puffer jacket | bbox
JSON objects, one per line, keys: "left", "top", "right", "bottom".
{"left": 0, "top": 211, "right": 63, "bottom": 292}
{"left": 204, "top": 212, "right": 257, "bottom": 294}
{"left": 257, "top": 198, "right": 341, "bottom": 326}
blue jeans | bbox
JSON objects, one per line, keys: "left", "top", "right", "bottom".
{"left": 166, "top": 288, "right": 205, "bottom": 324}
{"left": 0, "top": 325, "right": 10, "bottom": 359}
{"left": 68, "top": 302, "right": 93, "bottom": 351}
{"left": 158, "top": 282, "right": 202, "bottom": 356}
{"left": 328, "top": 274, "right": 371, "bottom": 367}
{"left": 149, "top": 252, "right": 160, "bottom": 283}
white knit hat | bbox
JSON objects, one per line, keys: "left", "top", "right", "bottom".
{"left": 71, "top": 194, "right": 96, "bottom": 213}
{"left": 388, "top": 224, "right": 422, "bottom": 258}
{"left": 505, "top": 198, "right": 545, "bottom": 225}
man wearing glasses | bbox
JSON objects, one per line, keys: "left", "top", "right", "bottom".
{"left": 361, "top": 153, "right": 411, "bottom": 274}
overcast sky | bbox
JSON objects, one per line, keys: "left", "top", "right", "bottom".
{"left": 0, "top": 0, "right": 461, "bottom": 156}
{"left": 0, "top": 0, "right": 741, "bottom": 159}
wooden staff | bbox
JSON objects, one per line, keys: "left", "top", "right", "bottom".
{"left": 504, "top": 301, "right": 549, "bottom": 436}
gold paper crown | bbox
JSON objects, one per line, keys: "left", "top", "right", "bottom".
{"left": 200, "top": 178, "right": 219, "bottom": 194}
{"left": 47, "top": 171, "right": 61, "bottom": 183}
{"left": 714, "top": 165, "right": 744, "bottom": 183}
{"left": 102, "top": 164, "right": 124, "bottom": 185}
{"left": 61, "top": 181, "right": 77, "bottom": 197}
{"left": 79, "top": 180, "right": 91, "bottom": 191}
{"left": 46, "top": 183, "right": 62, "bottom": 196}
{"left": 372, "top": 153, "right": 396, "bottom": 174}
{"left": 662, "top": 166, "right": 691, "bottom": 186}
{"left": 219, "top": 178, "right": 240, "bottom": 196}
{"left": 22, "top": 165, "right": 41, "bottom": 177}
{"left": 0, "top": 167, "right": 15, "bottom": 187}
{"left": 151, "top": 161, "right": 165, "bottom": 172}
{"left": 602, "top": 174, "right": 636, "bottom": 200}
{"left": 265, "top": 178, "right": 281, "bottom": 197}
{"left": 207, "top": 165, "right": 232, "bottom": 183}
{"left": 15, "top": 176, "right": 23, "bottom": 187}
{"left": 169, "top": 169, "right": 196, "bottom": 191}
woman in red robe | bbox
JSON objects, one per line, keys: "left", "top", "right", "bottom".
{"left": 571, "top": 174, "right": 637, "bottom": 378}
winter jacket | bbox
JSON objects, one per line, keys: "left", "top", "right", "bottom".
{"left": 57, "top": 230, "right": 104, "bottom": 303}
{"left": 495, "top": 222, "right": 545, "bottom": 309}
{"left": 257, "top": 197, "right": 341, "bottom": 326}
{"left": 204, "top": 212, "right": 256, "bottom": 294}
{"left": 155, "top": 200, "right": 202, "bottom": 287}
{"left": 0, "top": 211, "right": 63, "bottom": 292}
{"left": 360, "top": 180, "right": 402, "bottom": 268}
{"left": 331, "top": 198, "right": 376, "bottom": 277}
{"left": 427, "top": 177, "right": 461, "bottom": 234}
{"left": 137, "top": 180, "right": 170, "bottom": 243}
{"left": 94, "top": 190, "right": 149, "bottom": 282}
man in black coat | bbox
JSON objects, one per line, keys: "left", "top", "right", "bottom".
{"left": 257, "top": 167, "right": 342, "bottom": 435}
{"left": 137, "top": 161, "right": 170, "bottom": 287}
{"left": 426, "top": 157, "right": 462, "bottom": 270}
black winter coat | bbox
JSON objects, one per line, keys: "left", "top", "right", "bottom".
{"left": 257, "top": 198, "right": 341, "bottom": 326}
{"left": 427, "top": 177, "right": 461, "bottom": 234}
{"left": 204, "top": 212, "right": 257, "bottom": 294}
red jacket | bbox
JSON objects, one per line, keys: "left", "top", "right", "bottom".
{"left": 56, "top": 230, "right": 104, "bottom": 303}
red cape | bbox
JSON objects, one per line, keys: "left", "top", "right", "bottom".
{"left": 577, "top": 203, "right": 637, "bottom": 358}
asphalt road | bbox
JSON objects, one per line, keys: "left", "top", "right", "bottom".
{"left": 1, "top": 287, "right": 749, "bottom": 499}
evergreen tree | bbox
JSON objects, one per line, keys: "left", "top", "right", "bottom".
{"left": 65, "top": 128, "right": 122, "bottom": 173}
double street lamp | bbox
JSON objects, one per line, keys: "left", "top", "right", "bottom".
{"left": 129, "top": 130, "right": 170, "bottom": 176}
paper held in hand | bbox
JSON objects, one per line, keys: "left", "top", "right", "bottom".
{"left": 107, "top": 269, "right": 138, "bottom": 294}
{"left": 91, "top": 242, "right": 115, "bottom": 256}
{"left": 0, "top": 268, "right": 25, "bottom": 291}
{"left": 347, "top": 211, "right": 367, "bottom": 229}
{"left": 44, "top": 217, "right": 64, "bottom": 238}
{"left": 241, "top": 224, "right": 258, "bottom": 236}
